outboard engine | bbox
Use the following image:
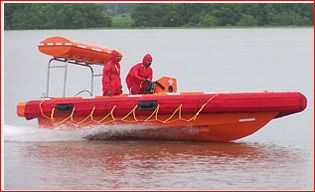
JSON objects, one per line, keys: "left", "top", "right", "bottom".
{"left": 154, "top": 76, "right": 177, "bottom": 94}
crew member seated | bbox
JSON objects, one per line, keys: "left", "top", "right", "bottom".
{"left": 125, "top": 53, "right": 154, "bottom": 94}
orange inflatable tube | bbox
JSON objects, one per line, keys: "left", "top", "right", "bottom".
{"left": 38, "top": 36, "right": 122, "bottom": 64}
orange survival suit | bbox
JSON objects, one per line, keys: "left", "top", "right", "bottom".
{"left": 125, "top": 54, "right": 153, "bottom": 94}
{"left": 102, "top": 50, "right": 122, "bottom": 96}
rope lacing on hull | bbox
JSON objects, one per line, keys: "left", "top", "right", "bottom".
{"left": 39, "top": 93, "right": 220, "bottom": 127}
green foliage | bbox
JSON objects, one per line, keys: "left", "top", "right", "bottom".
{"left": 176, "top": 4, "right": 204, "bottom": 26}
{"left": 211, "top": 6, "right": 240, "bottom": 26}
{"left": 112, "top": 14, "right": 134, "bottom": 28}
{"left": 4, "top": 3, "right": 313, "bottom": 30}
{"left": 198, "top": 13, "right": 219, "bottom": 27}
{"left": 237, "top": 14, "right": 258, "bottom": 26}
{"left": 5, "top": 3, "right": 112, "bottom": 29}
{"left": 105, "top": 4, "right": 136, "bottom": 16}
{"left": 130, "top": 3, "right": 312, "bottom": 28}
{"left": 130, "top": 4, "right": 160, "bottom": 27}
{"left": 130, "top": 4, "right": 180, "bottom": 27}
{"left": 268, "top": 11, "right": 312, "bottom": 26}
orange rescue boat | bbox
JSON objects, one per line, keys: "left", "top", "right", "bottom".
{"left": 16, "top": 37, "right": 307, "bottom": 142}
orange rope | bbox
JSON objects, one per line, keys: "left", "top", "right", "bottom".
{"left": 95, "top": 105, "right": 117, "bottom": 124}
{"left": 39, "top": 100, "right": 53, "bottom": 120}
{"left": 144, "top": 104, "right": 160, "bottom": 122}
{"left": 120, "top": 105, "right": 138, "bottom": 123}
{"left": 54, "top": 107, "right": 76, "bottom": 126}
{"left": 39, "top": 93, "right": 220, "bottom": 126}
{"left": 182, "top": 93, "right": 220, "bottom": 122}
{"left": 74, "top": 106, "right": 96, "bottom": 126}
{"left": 160, "top": 104, "right": 182, "bottom": 123}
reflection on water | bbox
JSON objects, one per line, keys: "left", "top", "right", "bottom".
{"left": 5, "top": 140, "right": 309, "bottom": 190}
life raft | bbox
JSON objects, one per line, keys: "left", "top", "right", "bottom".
{"left": 38, "top": 36, "right": 122, "bottom": 64}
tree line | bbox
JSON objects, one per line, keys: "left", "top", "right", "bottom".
{"left": 4, "top": 3, "right": 313, "bottom": 30}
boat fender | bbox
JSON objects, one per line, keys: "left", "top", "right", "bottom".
{"left": 55, "top": 103, "right": 74, "bottom": 112}
{"left": 137, "top": 101, "right": 157, "bottom": 111}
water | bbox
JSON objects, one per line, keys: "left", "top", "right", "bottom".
{"left": 3, "top": 28, "right": 313, "bottom": 190}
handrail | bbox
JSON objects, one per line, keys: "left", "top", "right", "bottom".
{"left": 44, "top": 58, "right": 103, "bottom": 98}
{"left": 73, "top": 90, "right": 93, "bottom": 97}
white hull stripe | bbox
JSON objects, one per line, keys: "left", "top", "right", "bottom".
{"left": 239, "top": 118, "right": 256, "bottom": 122}
{"left": 38, "top": 43, "right": 106, "bottom": 53}
{"left": 92, "top": 48, "right": 102, "bottom": 52}
{"left": 77, "top": 44, "right": 87, "bottom": 49}
{"left": 167, "top": 93, "right": 180, "bottom": 95}
{"left": 128, "top": 95, "right": 142, "bottom": 97}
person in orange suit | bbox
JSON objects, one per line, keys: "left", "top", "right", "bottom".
{"left": 102, "top": 50, "right": 122, "bottom": 96}
{"left": 125, "top": 53, "right": 153, "bottom": 94}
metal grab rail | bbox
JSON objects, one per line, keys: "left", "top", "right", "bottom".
{"left": 44, "top": 58, "right": 103, "bottom": 98}
{"left": 73, "top": 90, "right": 93, "bottom": 97}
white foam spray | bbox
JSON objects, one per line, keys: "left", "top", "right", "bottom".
{"left": 3, "top": 124, "right": 154, "bottom": 142}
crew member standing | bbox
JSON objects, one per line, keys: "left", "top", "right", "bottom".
{"left": 102, "top": 50, "right": 122, "bottom": 96}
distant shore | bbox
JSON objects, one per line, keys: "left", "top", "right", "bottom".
{"left": 5, "top": 3, "right": 313, "bottom": 30}
{"left": 4, "top": 26, "right": 313, "bottom": 31}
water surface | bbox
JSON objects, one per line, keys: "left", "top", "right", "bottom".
{"left": 3, "top": 28, "right": 314, "bottom": 190}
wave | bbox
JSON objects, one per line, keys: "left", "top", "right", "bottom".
{"left": 3, "top": 124, "right": 152, "bottom": 142}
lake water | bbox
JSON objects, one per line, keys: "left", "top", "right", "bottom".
{"left": 3, "top": 28, "right": 314, "bottom": 190}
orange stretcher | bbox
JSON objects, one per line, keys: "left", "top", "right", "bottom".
{"left": 38, "top": 36, "right": 122, "bottom": 64}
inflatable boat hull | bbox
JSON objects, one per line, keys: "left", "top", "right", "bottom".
{"left": 17, "top": 92, "right": 307, "bottom": 141}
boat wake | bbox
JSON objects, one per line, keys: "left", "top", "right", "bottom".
{"left": 3, "top": 124, "right": 153, "bottom": 142}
